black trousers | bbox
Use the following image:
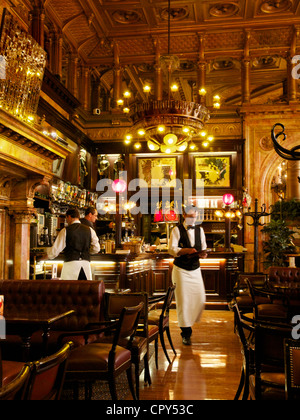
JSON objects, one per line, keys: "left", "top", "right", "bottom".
{"left": 181, "top": 327, "right": 192, "bottom": 339}
{"left": 78, "top": 267, "right": 87, "bottom": 280}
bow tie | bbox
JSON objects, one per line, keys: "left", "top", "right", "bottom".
{"left": 187, "top": 226, "right": 196, "bottom": 230}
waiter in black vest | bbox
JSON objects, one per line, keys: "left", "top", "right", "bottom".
{"left": 47, "top": 208, "right": 100, "bottom": 280}
{"left": 169, "top": 205, "right": 208, "bottom": 345}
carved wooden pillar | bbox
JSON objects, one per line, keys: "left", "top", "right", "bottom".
{"left": 288, "top": 26, "right": 300, "bottom": 104}
{"left": 0, "top": 208, "right": 7, "bottom": 279}
{"left": 47, "top": 32, "right": 54, "bottom": 72}
{"left": 242, "top": 30, "right": 251, "bottom": 104}
{"left": 91, "top": 77, "right": 101, "bottom": 110}
{"left": 287, "top": 161, "right": 300, "bottom": 200}
{"left": 52, "top": 32, "right": 63, "bottom": 81}
{"left": 80, "top": 66, "right": 90, "bottom": 111}
{"left": 30, "top": 6, "right": 45, "bottom": 48}
{"left": 68, "top": 54, "right": 79, "bottom": 98}
{"left": 11, "top": 209, "right": 35, "bottom": 280}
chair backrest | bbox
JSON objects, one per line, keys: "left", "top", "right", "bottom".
{"left": 284, "top": 339, "right": 300, "bottom": 400}
{"left": 160, "top": 285, "right": 176, "bottom": 322}
{"left": 25, "top": 342, "right": 74, "bottom": 400}
{"left": 254, "top": 323, "right": 292, "bottom": 400}
{"left": 111, "top": 303, "right": 144, "bottom": 350}
{"left": 232, "top": 303, "right": 253, "bottom": 354}
{"left": 0, "top": 364, "right": 32, "bottom": 400}
{"left": 239, "top": 273, "right": 268, "bottom": 289}
{"left": 105, "top": 292, "right": 149, "bottom": 337}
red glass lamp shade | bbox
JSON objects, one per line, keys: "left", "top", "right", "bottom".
{"left": 165, "top": 210, "right": 179, "bottom": 222}
{"left": 112, "top": 179, "right": 127, "bottom": 194}
{"left": 223, "top": 194, "right": 234, "bottom": 206}
{"left": 154, "top": 210, "right": 164, "bottom": 223}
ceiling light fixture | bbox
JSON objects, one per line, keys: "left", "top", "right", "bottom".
{"left": 121, "top": 0, "right": 221, "bottom": 154}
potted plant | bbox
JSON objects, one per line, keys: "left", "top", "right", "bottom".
{"left": 262, "top": 219, "right": 296, "bottom": 268}
{"left": 271, "top": 199, "right": 300, "bottom": 222}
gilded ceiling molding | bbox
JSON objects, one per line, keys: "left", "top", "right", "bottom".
{"left": 209, "top": 3, "right": 240, "bottom": 18}
{"left": 260, "top": 0, "right": 292, "bottom": 14}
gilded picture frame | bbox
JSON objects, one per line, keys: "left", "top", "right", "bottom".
{"left": 195, "top": 156, "right": 231, "bottom": 188}
{"left": 138, "top": 157, "right": 177, "bottom": 188}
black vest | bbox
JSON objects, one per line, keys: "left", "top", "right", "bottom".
{"left": 174, "top": 224, "right": 202, "bottom": 271}
{"left": 65, "top": 223, "right": 91, "bottom": 262}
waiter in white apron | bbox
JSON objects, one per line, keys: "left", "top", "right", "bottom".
{"left": 47, "top": 208, "right": 100, "bottom": 280}
{"left": 169, "top": 206, "right": 208, "bottom": 345}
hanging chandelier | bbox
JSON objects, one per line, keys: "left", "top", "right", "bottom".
{"left": 121, "top": 0, "right": 221, "bottom": 154}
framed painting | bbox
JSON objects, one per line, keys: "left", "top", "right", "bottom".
{"left": 138, "top": 157, "right": 177, "bottom": 188}
{"left": 195, "top": 156, "right": 231, "bottom": 188}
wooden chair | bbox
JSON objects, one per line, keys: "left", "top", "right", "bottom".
{"left": 233, "top": 273, "right": 269, "bottom": 314}
{"left": 104, "top": 292, "right": 159, "bottom": 399}
{"left": 148, "top": 285, "right": 177, "bottom": 366}
{"left": 249, "top": 323, "right": 291, "bottom": 400}
{"left": 284, "top": 339, "right": 300, "bottom": 400}
{"left": 232, "top": 303, "right": 254, "bottom": 400}
{"left": 64, "top": 302, "right": 144, "bottom": 400}
{"left": 246, "top": 279, "right": 289, "bottom": 323}
{"left": 25, "top": 342, "right": 74, "bottom": 400}
{"left": 0, "top": 364, "right": 32, "bottom": 400}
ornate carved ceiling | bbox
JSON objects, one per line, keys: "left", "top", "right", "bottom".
{"left": 10, "top": 1, "right": 300, "bottom": 111}
{"left": 41, "top": 0, "right": 300, "bottom": 106}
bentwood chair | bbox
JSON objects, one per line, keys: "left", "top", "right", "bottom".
{"left": 246, "top": 279, "right": 289, "bottom": 323}
{"left": 284, "top": 339, "right": 300, "bottom": 400}
{"left": 64, "top": 303, "right": 144, "bottom": 400}
{"left": 232, "top": 303, "right": 254, "bottom": 400}
{"left": 25, "top": 342, "right": 73, "bottom": 400}
{"left": 249, "top": 323, "right": 291, "bottom": 400}
{"left": 0, "top": 364, "right": 32, "bottom": 400}
{"left": 104, "top": 293, "right": 159, "bottom": 399}
{"left": 148, "top": 285, "right": 177, "bottom": 367}
{"left": 233, "top": 273, "right": 268, "bottom": 314}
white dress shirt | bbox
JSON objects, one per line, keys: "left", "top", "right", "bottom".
{"left": 47, "top": 221, "right": 100, "bottom": 260}
{"left": 47, "top": 221, "right": 100, "bottom": 280}
{"left": 169, "top": 222, "right": 207, "bottom": 258}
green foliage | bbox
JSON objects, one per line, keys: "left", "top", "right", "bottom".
{"left": 262, "top": 219, "right": 296, "bottom": 268}
{"left": 271, "top": 199, "right": 300, "bottom": 221}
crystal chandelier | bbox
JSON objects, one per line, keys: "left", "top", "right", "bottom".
{"left": 121, "top": 0, "right": 221, "bottom": 154}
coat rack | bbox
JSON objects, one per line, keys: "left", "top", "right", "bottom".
{"left": 244, "top": 199, "right": 271, "bottom": 273}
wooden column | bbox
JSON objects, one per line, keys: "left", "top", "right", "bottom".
{"left": 242, "top": 30, "right": 251, "bottom": 104}
{"left": 52, "top": 33, "right": 63, "bottom": 81}
{"left": 288, "top": 26, "right": 300, "bottom": 104}
{"left": 287, "top": 161, "right": 300, "bottom": 200}
{"left": 30, "top": 6, "right": 45, "bottom": 48}
{"left": 0, "top": 209, "right": 7, "bottom": 279}
{"left": 68, "top": 54, "right": 79, "bottom": 98}
{"left": 81, "top": 66, "right": 90, "bottom": 111}
{"left": 11, "top": 210, "right": 35, "bottom": 280}
{"left": 91, "top": 77, "right": 101, "bottom": 110}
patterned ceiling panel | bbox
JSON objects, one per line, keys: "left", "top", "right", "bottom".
{"left": 37, "top": 0, "right": 300, "bottom": 104}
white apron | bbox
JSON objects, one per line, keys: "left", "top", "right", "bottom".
{"left": 61, "top": 261, "right": 92, "bottom": 281}
{"left": 172, "top": 264, "right": 206, "bottom": 328}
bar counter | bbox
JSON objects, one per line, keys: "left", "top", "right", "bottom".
{"left": 34, "top": 251, "right": 244, "bottom": 306}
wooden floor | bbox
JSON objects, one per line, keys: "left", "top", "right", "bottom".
{"left": 133, "top": 309, "right": 242, "bottom": 401}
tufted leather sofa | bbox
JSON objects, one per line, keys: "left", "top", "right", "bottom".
{"left": 268, "top": 267, "right": 300, "bottom": 285}
{"left": 0, "top": 280, "right": 105, "bottom": 360}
